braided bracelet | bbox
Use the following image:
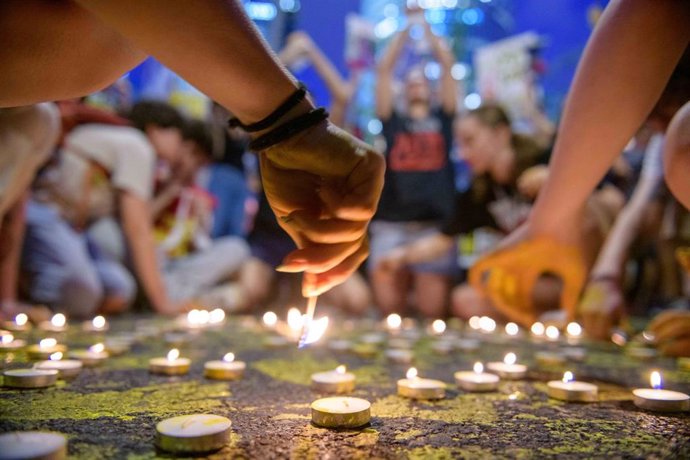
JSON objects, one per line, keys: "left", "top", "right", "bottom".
{"left": 228, "top": 83, "right": 307, "bottom": 132}
{"left": 248, "top": 108, "right": 329, "bottom": 151}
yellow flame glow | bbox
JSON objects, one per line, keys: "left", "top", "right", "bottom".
{"left": 432, "top": 319, "right": 446, "bottom": 334}
{"left": 39, "top": 338, "right": 57, "bottom": 349}
{"left": 287, "top": 307, "right": 304, "bottom": 331}
{"left": 223, "top": 352, "right": 235, "bottom": 363}
{"left": 545, "top": 325, "right": 560, "bottom": 340}
{"left": 92, "top": 316, "right": 106, "bottom": 329}
{"left": 50, "top": 352, "right": 63, "bottom": 361}
{"left": 336, "top": 365, "right": 346, "bottom": 374}
{"left": 562, "top": 371, "right": 574, "bottom": 383}
{"left": 51, "top": 313, "right": 66, "bottom": 328}
{"left": 386, "top": 313, "right": 402, "bottom": 330}
{"left": 89, "top": 343, "right": 105, "bottom": 353}
{"left": 473, "top": 362, "right": 484, "bottom": 374}
{"left": 505, "top": 323, "right": 519, "bottom": 336}
{"left": 566, "top": 322, "right": 582, "bottom": 337}
{"left": 406, "top": 367, "right": 418, "bottom": 379}
{"left": 300, "top": 316, "right": 329, "bottom": 345}
{"left": 531, "top": 322, "right": 545, "bottom": 336}
{"left": 209, "top": 308, "right": 225, "bottom": 324}
{"left": 15, "top": 313, "right": 28, "bottom": 326}
{"left": 1, "top": 334, "right": 13, "bottom": 345}
{"left": 262, "top": 311, "right": 278, "bottom": 327}
{"left": 504, "top": 352, "right": 517, "bottom": 365}
{"left": 650, "top": 371, "right": 662, "bottom": 389}
{"left": 167, "top": 349, "right": 180, "bottom": 361}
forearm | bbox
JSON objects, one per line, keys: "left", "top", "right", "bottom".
{"left": 530, "top": 0, "right": 690, "bottom": 233}
{"left": 75, "top": 0, "right": 303, "bottom": 123}
{"left": 0, "top": 197, "right": 26, "bottom": 302}
{"left": 376, "top": 29, "right": 408, "bottom": 118}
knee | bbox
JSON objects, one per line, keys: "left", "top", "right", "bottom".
{"left": 59, "top": 271, "right": 104, "bottom": 318}
{"left": 451, "top": 284, "right": 481, "bottom": 320}
{"left": 664, "top": 103, "right": 690, "bottom": 193}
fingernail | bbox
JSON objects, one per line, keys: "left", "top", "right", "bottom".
{"left": 276, "top": 264, "right": 305, "bottom": 273}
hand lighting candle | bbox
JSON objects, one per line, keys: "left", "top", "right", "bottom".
{"left": 633, "top": 371, "right": 689, "bottom": 412}
{"left": 455, "top": 362, "right": 500, "bottom": 392}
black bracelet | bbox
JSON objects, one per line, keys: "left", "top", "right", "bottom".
{"left": 248, "top": 108, "right": 329, "bottom": 151}
{"left": 228, "top": 83, "right": 307, "bottom": 132}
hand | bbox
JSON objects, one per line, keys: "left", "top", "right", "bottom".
{"left": 260, "top": 121, "right": 385, "bottom": 297}
{"left": 469, "top": 235, "right": 587, "bottom": 327}
{"left": 517, "top": 165, "right": 549, "bottom": 199}
{"left": 577, "top": 276, "right": 626, "bottom": 340}
{"left": 377, "top": 247, "right": 408, "bottom": 272}
{"left": 648, "top": 310, "right": 690, "bottom": 357}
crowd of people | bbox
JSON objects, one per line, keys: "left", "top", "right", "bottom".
{"left": 0, "top": 1, "right": 689, "bottom": 356}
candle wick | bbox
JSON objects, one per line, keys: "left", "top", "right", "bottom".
{"left": 181, "top": 418, "right": 196, "bottom": 429}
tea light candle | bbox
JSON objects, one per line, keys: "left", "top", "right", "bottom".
{"left": 262, "top": 311, "right": 278, "bottom": 329}
{"left": 39, "top": 313, "right": 67, "bottom": 332}
{"left": 431, "top": 319, "right": 446, "bottom": 335}
{"left": 311, "top": 365, "right": 356, "bottom": 394}
{"left": 0, "top": 431, "right": 67, "bottom": 460}
{"left": 69, "top": 343, "right": 109, "bottom": 367}
{"left": 487, "top": 353, "right": 527, "bottom": 379}
{"left": 311, "top": 397, "right": 371, "bottom": 428}
{"left": 547, "top": 371, "right": 598, "bottom": 402}
{"left": 565, "top": 322, "right": 583, "bottom": 343}
{"left": 82, "top": 315, "right": 109, "bottom": 333}
{"left": 2, "top": 368, "right": 58, "bottom": 388}
{"left": 535, "top": 351, "right": 566, "bottom": 367}
{"left": 0, "top": 334, "right": 26, "bottom": 351}
{"left": 530, "top": 321, "right": 545, "bottom": 340}
{"left": 103, "top": 338, "right": 131, "bottom": 356}
{"left": 386, "top": 313, "right": 402, "bottom": 332}
{"left": 455, "top": 362, "right": 500, "bottom": 392}
{"left": 204, "top": 353, "right": 246, "bottom": 380}
{"left": 328, "top": 339, "right": 353, "bottom": 352}
{"left": 386, "top": 348, "right": 414, "bottom": 364}
{"left": 149, "top": 349, "right": 190, "bottom": 375}
{"left": 3, "top": 313, "right": 30, "bottom": 332}
{"left": 545, "top": 325, "right": 560, "bottom": 342}
{"left": 35, "top": 352, "right": 83, "bottom": 379}
{"left": 27, "top": 338, "right": 67, "bottom": 360}
{"left": 352, "top": 343, "right": 378, "bottom": 358}
{"left": 504, "top": 322, "right": 521, "bottom": 338}
{"left": 156, "top": 414, "right": 232, "bottom": 454}
{"left": 397, "top": 367, "right": 446, "bottom": 400}
{"left": 633, "top": 371, "right": 690, "bottom": 412}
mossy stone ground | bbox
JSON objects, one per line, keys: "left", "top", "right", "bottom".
{"left": 0, "top": 315, "right": 688, "bottom": 459}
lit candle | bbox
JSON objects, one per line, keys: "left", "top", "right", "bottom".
{"left": 311, "top": 397, "right": 371, "bottom": 428}
{"left": 39, "top": 313, "right": 68, "bottom": 332}
{"left": 2, "top": 368, "right": 58, "bottom": 388}
{"left": 632, "top": 371, "right": 689, "bottom": 412}
{"left": 478, "top": 316, "right": 497, "bottom": 334}
{"left": 547, "top": 371, "right": 598, "bottom": 402}
{"left": 431, "top": 319, "right": 446, "bottom": 335}
{"left": 262, "top": 311, "right": 278, "bottom": 329}
{"left": 0, "top": 431, "right": 67, "bottom": 459}
{"left": 454, "top": 362, "right": 500, "bottom": 392}
{"left": 487, "top": 353, "right": 527, "bottom": 380}
{"left": 311, "top": 365, "right": 356, "bottom": 394}
{"left": 69, "top": 343, "right": 109, "bottom": 367}
{"left": 535, "top": 351, "right": 566, "bottom": 367}
{"left": 0, "top": 333, "right": 26, "bottom": 351}
{"left": 82, "top": 315, "right": 109, "bottom": 333}
{"left": 36, "top": 352, "right": 83, "bottom": 379}
{"left": 386, "top": 348, "right": 414, "bottom": 364}
{"left": 103, "top": 337, "right": 132, "bottom": 356}
{"left": 397, "top": 367, "right": 446, "bottom": 400}
{"left": 468, "top": 316, "right": 481, "bottom": 331}
{"left": 545, "top": 325, "right": 560, "bottom": 342}
{"left": 208, "top": 308, "right": 226, "bottom": 326}
{"left": 504, "top": 322, "right": 521, "bottom": 337}
{"left": 149, "top": 349, "right": 191, "bottom": 375}
{"left": 530, "top": 322, "right": 545, "bottom": 339}
{"left": 204, "top": 353, "right": 246, "bottom": 381}
{"left": 287, "top": 307, "right": 304, "bottom": 338}
{"left": 3, "top": 313, "right": 30, "bottom": 332}
{"left": 26, "top": 338, "right": 67, "bottom": 360}
{"left": 565, "top": 322, "right": 582, "bottom": 343}
{"left": 386, "top": 313, "right": 402, "bottom": 332}
{"left": 156, "top": 414, "right": 232, "bottom": 454}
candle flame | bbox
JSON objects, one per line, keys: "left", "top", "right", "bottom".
{"left": 505, "top": 322, "right": 519, "bottom": 336}
{"left": 504, "top": 352, "right": 517, "bottom": 365}
{"left": 197, "top": 310, "right": 210, "bottom": 325}
{"left": 287, "top": 307, "right": 304, "bottom": 331}
{"left": 336, "top": 365, "right": 346, "bottom": 374}
{"left": 562, "top": 371, "right": 574, "bottom": 383}
{"left": 406, "top": 367, "right": 418, "bottom": 379}
{"left": 167, "top": 349, "right": 180, "bottom": 361}
{"left": 386, "top": 313, "right": 402, "bottom": 330}
{"left": 89, "top": 343, "right": 105, "bottom": 353}
{"left": 209, "top": 308, "right": 225, "bottom": 324}
{"left": 531, "top": 322, "right": 545, "bottom": 336}
{"left": 40, "top": 338, "right": 57, "bottom": 349}
{"left": 479, "top": 316, "right": 496, "bottom": 333}
{"left": 473, "top": 362, "right": 484, "bottom": 374}
{"left": 15, "top": 313, "right": 28, "bottom": 326}
{"left": 431, "top": 319, "right": 446, "bottom": 335}
{"left": 298, "top": 316, "right": 329, "bottom": 348}
{"left": 545, "top": 325, "right": 560, "bottom": 340}
{"left": 51, "top": 313, "right": 66, "bottom": 328}
{"left": 1, "top": 334, "right": 13, "bottom": 345}
{"left": 262, "top": 311, "right": 278, "bottom": 327}
{"left": 92, "top": 316, "right": 106, "bottom": 329}
{"left": 223, "top": 352, "right": 235, "bottom": 363}
{"left": 468, "top": 316, "right": 481, "bottom": 330}
{"left": 50, "top": 352, "right": 63, "bottom": 361}
{"left": 650, "top": 371, "right": 662, "bottom": 390}
{"left": 187, "top": 309, "right": 200, "bottom": 325}
{"left": 566, "top": 322, "right": 582, "bottom": 337}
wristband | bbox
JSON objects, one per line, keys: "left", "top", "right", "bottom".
{"left": 248, "top": 108, "right": 329, "bottom": 151}
{"left": 228, "top": 83, "right": 307, "bottom": 132}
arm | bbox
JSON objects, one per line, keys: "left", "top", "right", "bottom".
{"left": 119, "top": 191, "right": 175, "bottom": 314}
{"left": 529, "top": 0, "right": 690, "bottom": 240}
{"left": 0, "top": 197, "right": 26, "bottom": 305}
{"left": 375, "top": 27, "right": 409, "bottom": 119}
{"left": 423, "top": 22, "right": 456, "bottom": 114}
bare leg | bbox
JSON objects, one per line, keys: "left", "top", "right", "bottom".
{"left": 323, "top": 272, "right": 372, "bottom": 315}
{"left": 413, "top": 273, "right": 450, "bottom": 319}
{"left": 664, "top": 101, "right": 690, "bottom": 210}
{"left": 0, "top": 1, "right": 145, "bottom": 107}
{"left": 371, "top": 267, "right": 412, "bottom": 316}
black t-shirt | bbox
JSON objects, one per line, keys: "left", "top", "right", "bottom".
{"left": 376, "top": 108, "right": 455, "bottom": 222}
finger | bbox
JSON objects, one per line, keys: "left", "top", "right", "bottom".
{"left": 648, "top": 310, "right": 690, "bottom": 333}
{"left": 319, "top": 148, "right": 385, "bottom": 221}
{"left": 303, "top": 241, "right": 370, "bottom": 297}
{"left": 284, "top": 211, "right": 367, "bottom": 244}
{"left": 653, "top": 316, "right": 690, "bottom": 343}
{"left": 658, "top": 336, "right": 690, "bottom": 357}
{"left": 259, "top": 153, "right": 321, "bottom": 214}
{"left": 278, "top": 236, "right": 365, "bottom": 274}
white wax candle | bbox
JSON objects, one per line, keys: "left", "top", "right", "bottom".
{"left": 149, "top": 349, "right": 191, "bottom": 375}
{"left": 311, "top": 397, "right": 371, "bottom": 428}
{"left": 36, "top": 352, "right": 83, "bottom": 379}
{"left": 386, "top": 348, "right": 414, "bottom": 364}
{"left": 82, "top": 315, "right": 109, "bottom": 332}
{"left": 2, "top": 368, "right": 58, "bottom": 389}
{"left": 0, "top": 431, "right": 67, "bottom": 459}
{"left": 69, "top": 344, "right": 109, "bottom": 367}
{"left": 397, "top": 368, "right": 446, "bottom": 400}
{"left": 39, "top": 313, "right": 67, "bottom": 332}
{"left": 3, "top": 313, "right": 30, "bottom": 332}
{"left": 26, "top": 338, "right": 67, "bottom": 360}
{"left": 632, "top": 371, "right": 690, "bottom": 412}
{"left": 0, "top": 334, "right": 26, "bottom": 351}
{"left": 311, "top": 366, "right": 356, "bottom": 394}
{"left": 487, "top": 353, "right": 527, "bottom": 379}
{"left": 547, "top": 372, "right": 598, "bottom": 402}
{"left": 455, "top": 363, "right": 500, "bottom": 392}
{"left": 204, "top": 353, "right": 246, "bottom": 380}
{"left": 156, "top": 414, "right": 232, "bottom": 453}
